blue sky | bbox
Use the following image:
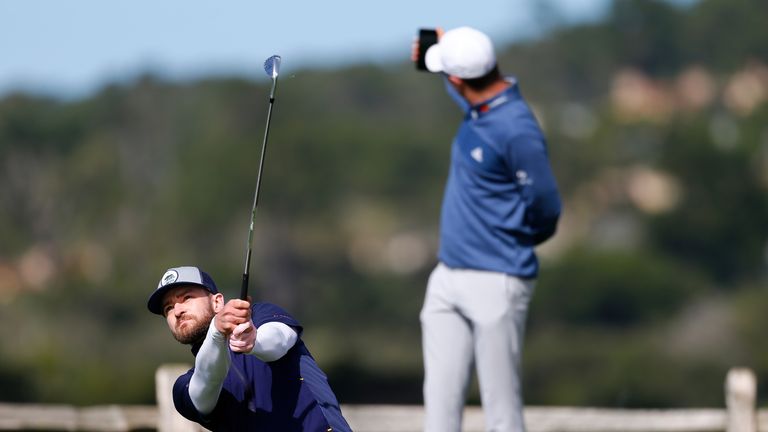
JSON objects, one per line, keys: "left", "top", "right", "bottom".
{"left": 0, "top": 0, "right": 615, "bottom": 99}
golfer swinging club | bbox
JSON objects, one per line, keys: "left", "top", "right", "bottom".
{"left": 148, "top": 265, "right": 352, "bottom": 431}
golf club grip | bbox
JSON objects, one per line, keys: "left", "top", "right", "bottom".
{"left": 240, "top": 273, "right": 249, "bottom": 300}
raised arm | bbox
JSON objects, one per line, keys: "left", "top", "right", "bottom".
{"left": 187, "top": 299, "right": 250, "bottom": 414}
{"left": 188, "top": 319, "right": 230, "bottom": 415}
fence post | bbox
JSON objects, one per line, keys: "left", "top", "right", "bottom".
{"left": 155, "top": 364, "right": 200, "bottom": 432}
{"left": 726, "top": 367, "right": 757, "bottom": 432}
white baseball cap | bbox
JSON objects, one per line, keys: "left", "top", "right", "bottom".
{"left": 425, "top": 26, "right": 497, "bottom": 79}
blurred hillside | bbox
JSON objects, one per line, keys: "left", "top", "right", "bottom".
{"left": 1, "top": 0, "right": 767, "bottom": 408}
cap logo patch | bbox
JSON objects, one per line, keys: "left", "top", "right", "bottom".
{"left": 160, "top": 270, "right": 179, "bottom": 287}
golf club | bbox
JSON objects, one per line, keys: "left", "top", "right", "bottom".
{"left": 240, "top": 54, "right": 281, "bottom": 301}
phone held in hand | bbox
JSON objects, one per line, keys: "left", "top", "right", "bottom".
{"left": 416, "top": 28, "right": 438, "bottom": 71}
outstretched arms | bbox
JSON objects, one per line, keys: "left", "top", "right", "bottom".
{"left": 187, "top": 299, "right": 298, "bottom": 415}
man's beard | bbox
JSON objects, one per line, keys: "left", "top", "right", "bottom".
{"left": 172, "top": 307, "right": 215, "bottom": 345}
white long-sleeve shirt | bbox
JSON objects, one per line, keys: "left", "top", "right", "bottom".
{"left": 188, "top": 319, "right": 298, "bottom": 414}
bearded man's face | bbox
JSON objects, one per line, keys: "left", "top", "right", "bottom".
{"left": 162, "top": 286, "right": 216, "bottom": 345}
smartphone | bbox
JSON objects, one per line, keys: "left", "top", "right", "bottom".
{"left": 416, "top": 28, "right": 438, "bottom": 71}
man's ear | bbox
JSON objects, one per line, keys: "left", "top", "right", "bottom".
{"left": 211, "top": 293, "right": 225, "bottom": 313}
{"left": 447, "top": 75, "right": 464, "bottom": 87}
{"left": 446, "top": 75, "right": 468, "bottom": 97}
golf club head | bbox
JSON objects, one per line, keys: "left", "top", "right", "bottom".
{"left": 264, "top": 55, "right": 281, "bottom": 79}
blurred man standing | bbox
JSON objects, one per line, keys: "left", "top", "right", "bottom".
{"left": 413, "top": 27, "right": 561, "bottom": 432}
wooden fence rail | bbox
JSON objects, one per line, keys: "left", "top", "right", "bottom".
{"left": 0, "top": 366, "right": 762, "bottom": 432}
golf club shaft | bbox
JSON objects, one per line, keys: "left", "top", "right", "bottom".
{"left": 240, "top": 77, "right": 278, "bottom": 300}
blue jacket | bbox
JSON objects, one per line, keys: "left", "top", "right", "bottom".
{"left": 438, "top": 77, "right": 561, "bottom": 278}
{"left": 173, "top": 303, "right": 351, "bottom": 432}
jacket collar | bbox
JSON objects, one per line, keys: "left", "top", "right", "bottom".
{"left": 444, "top": 76, "right": 520, "bottom": 119}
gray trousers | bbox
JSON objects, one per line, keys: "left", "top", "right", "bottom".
{"left": 420, "top": 263, "right": 535, "bottom": 432}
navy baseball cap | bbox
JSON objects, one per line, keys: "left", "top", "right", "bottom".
{"left": 147, "top": 266, "right": 219, "bottom": 315}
